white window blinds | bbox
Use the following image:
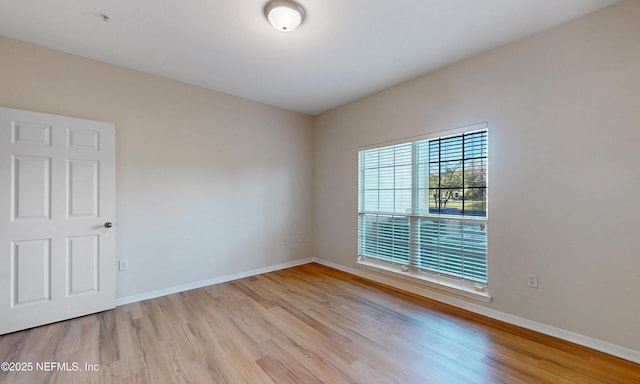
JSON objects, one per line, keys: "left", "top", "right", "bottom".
{"left": 358, "top": 127, "right": 488, "bottom": 283}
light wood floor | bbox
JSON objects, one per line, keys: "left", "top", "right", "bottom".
{"left": 1, "top": 263, "right": 638, "bottom": 383}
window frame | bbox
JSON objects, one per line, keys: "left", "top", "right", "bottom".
{"left": 357, "top": 123, "right": 491, "bottom": 301}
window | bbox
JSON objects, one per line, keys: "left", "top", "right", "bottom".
{"left": 358, "top": 125, "right": 488, "bottom": 291}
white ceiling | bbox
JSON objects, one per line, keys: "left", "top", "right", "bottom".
{"left": 0, "top": 0, "right": 621, "bottom": 115}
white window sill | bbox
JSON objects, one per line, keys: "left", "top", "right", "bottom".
{"left": 356, "top": 258, "right": 493, "bottom": 303}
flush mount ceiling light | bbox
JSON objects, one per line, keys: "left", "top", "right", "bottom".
{"left": 264, "top": 0, "right": 305, "bottom": 32}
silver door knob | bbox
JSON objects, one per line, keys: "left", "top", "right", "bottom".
{"left": 104, "top": 222, "right": 113, "bottom": 228}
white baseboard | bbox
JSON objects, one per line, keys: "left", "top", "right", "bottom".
{"left": 312, "top": 257, "right": 640, "bottom": 364}
{"left": 115, "top": 258, "right": 313, "bottom": 306}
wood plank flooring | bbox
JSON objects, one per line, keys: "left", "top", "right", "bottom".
{"left": 0, "top": 263, "right": 638, "bottom": 383}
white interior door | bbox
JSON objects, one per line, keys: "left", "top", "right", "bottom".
{"left": 0, "top": 107, "right": 116, "bottom": 334}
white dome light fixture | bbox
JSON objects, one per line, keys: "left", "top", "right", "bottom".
{"left": 264, "top": 0, "right": 305, "bottom": 32}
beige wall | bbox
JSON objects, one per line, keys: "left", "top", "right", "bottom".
{"left": 0, "top": 36, "right": 314, "bottom": 299}
{"left": 313, "top": 1, "right": 640, "bottom": 351}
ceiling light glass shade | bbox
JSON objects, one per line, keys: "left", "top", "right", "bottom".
{"left": 264, "top": 0, "right": 305, "bottom": 32}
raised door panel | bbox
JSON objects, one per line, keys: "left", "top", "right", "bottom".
{"left": 12, "top": 156, "right": 51, "bottom": 220}
{"left": 67, "top": 128, "right": 100, "bottom": 151}
{"left": 67, "top": 235, "right": 99, "bottom": 296}
{"left": 11, "top": 239, "right": 51, "bottom": 306}
{"left": 12, "top": 121, "right": 51, "bottom": 146}
{"left": 67, "top": 160, "right": 99, "bottom": 218}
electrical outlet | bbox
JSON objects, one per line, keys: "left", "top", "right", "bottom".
{"left": 119, "top": 259, "right": 129, "bottom": 271}
{"left": 527, "top": 273, "right": 538, "bottom": 288}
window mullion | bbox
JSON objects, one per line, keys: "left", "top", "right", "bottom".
{"left": 461, "top": 133, "right": 465, "bottom": 214}
{"left": 437, "top": 138, "right": 442, "bottom": 212}
{"left": 358, "top": 152, "right": 364, "bottom": 212}
{"left": 409, "top": 142, "right": 419, "bottom": 269}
